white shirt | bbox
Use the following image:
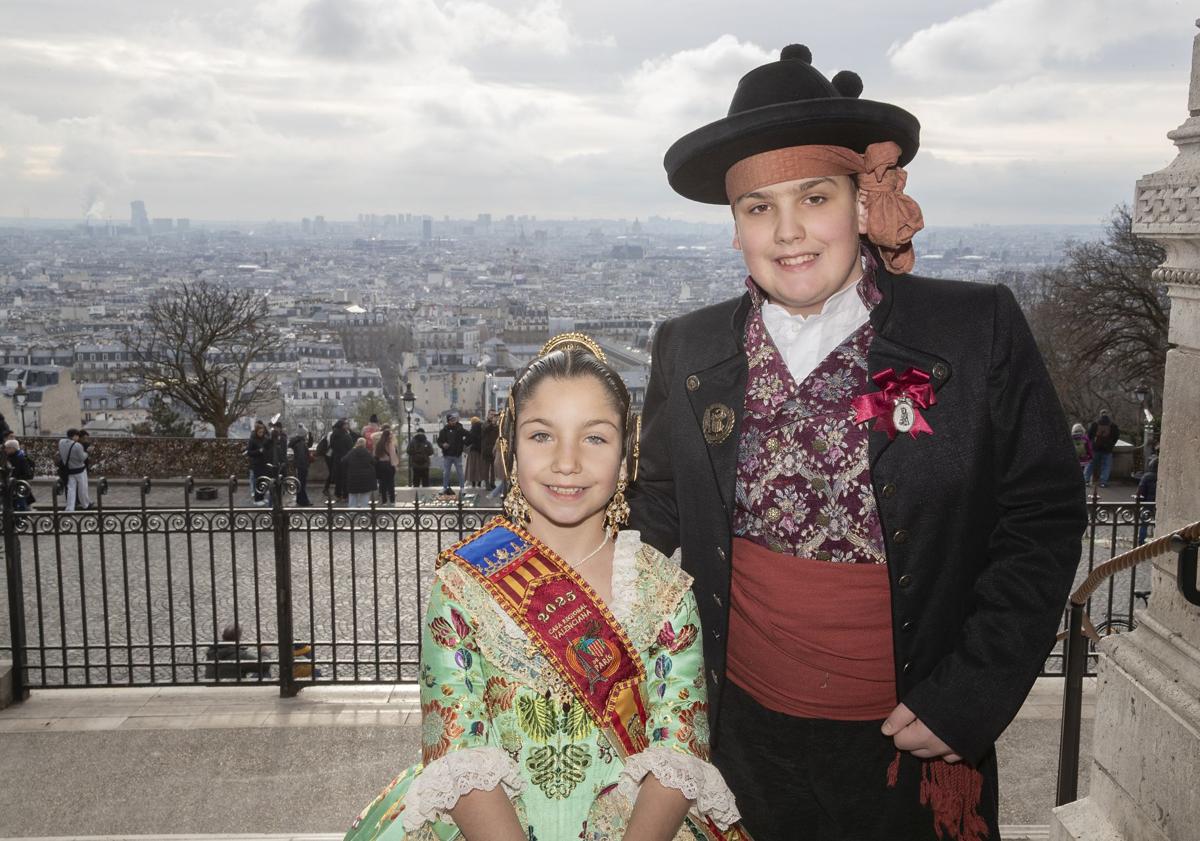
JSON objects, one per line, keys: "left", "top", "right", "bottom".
{"left": 760, "top": 279, "right": 871, "bottom": 384}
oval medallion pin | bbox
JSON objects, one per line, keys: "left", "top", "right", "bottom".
{"left": 892, "top": 396, "right": 916, "bottom": 434}
{"left": 702, "top": 403, "right": 735, "bottom": 445}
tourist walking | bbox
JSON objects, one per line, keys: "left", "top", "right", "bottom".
{"left": 1085, "top": 411, "right": 1120, "bottom": 487}
{"left": 289, "top": 424, "right": 314, "bottom": 506}
{"left": 464, "top": 415, "right": 486, "bottom": 487}
{"left": 3, "top": 438, "right": 35, "bottom": 511}
{"left": 245, "top": 420, "right": 271, "bottom": 505}
{"left": 374, "top": 425, "right": 399, "bottom": 504}
{"left": 436, "top": 413, "right": 466, "bottom": 494}
{"left": 481, "top": 409, "right": 500, "bottom": 489}
{"left": 329, "top": 418, "right": 355, "bottom": 501}
{"left": 342, "top": 438, "right": 377, "bottom": 508}
{"left": 406, "top": 427, "right": 434, "bottom": 487}
{"left": 58, "top": 428, "right": 91, "bottom": 512}
{"left": 1071, "top": 422, "right": 1093, "bottom": 479}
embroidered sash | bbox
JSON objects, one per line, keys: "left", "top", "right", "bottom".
{"left": 441, "top": 516, "right": 751, "bottom": 841}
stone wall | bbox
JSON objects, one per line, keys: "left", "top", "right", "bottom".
{"left": 16, "top": 436, "right": 265, "bottom": 480}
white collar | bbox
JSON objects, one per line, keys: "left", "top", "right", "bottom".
{"left": 761, "top": 274, "right": 866, "bottom": 328}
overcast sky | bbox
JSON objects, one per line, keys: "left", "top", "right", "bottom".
{"left": 0, "top": 0, "right": 1196, "bottom": 226}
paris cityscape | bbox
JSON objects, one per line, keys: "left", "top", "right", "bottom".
{"left": 0, "top": 207, "right": 1104, "bottom": 441}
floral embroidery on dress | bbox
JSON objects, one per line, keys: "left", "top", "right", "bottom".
{"left": 421, "top": 699, "right": 465, "bottom": 763}
{"left": 675, "top": 704, "right": 711, "bottom": 761}
{"left": 527, "top": 743, "right": 592, "bottom": 799}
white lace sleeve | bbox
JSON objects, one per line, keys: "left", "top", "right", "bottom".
{"left": 401, "top": 746, "right": 525, "bottom": 831}
{"left": 616, "top": 746, "right": 741, "bottom": 830}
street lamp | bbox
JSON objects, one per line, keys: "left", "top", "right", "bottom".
{"left": 1133, "top": 383, "right": 1154, "bottom": 473}
{"left": 14, "top": 381, "right": 28, "bottom": 437}
{"left": 402, "top": 381, "right": 416, "bottom": 487}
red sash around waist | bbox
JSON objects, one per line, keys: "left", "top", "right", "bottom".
{"left": 727, "top": 537, "right": 897, "bottom": 720}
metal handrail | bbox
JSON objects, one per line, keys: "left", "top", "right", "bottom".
{"left": 1055, "top": 518, "right": 1200, "bottom": 806}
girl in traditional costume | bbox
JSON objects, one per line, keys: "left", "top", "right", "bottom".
{"left": 345, "top": 334, "right": 746, "bottom": 841}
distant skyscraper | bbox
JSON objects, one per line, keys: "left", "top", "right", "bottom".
{"left": 422, "top": 218, "right": 432, "bottom": 242}
{"left": 175, "top": 218, "right": 190, "bottom": 232}
{"left": 314, "top": 215, "right": 328, "bottom": 235}
{"left": 151, "top": 217, "right": 174, "bottom": 234}
{"left": 130, "top": 200, "right": 149, "bottom": 234}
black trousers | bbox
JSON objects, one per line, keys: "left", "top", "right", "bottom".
{"left": 714, "top": 680, "right": 1000, "bottom": 841}
{"left": 376, "top": 461, "right": 396, "bottom": 503}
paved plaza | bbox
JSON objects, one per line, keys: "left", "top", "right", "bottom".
{"left": 0, "top": 679, "right": 1091, "bottom": 839}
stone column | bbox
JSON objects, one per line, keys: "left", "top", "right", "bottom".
{"left": 1051, "top": 19, "right": 1200, "bottom": 841}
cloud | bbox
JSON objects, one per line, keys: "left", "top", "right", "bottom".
{"left": 624, "top": 35, "right": 773, "bottom": 143}
{"left": 285, "top": 0, "right": 580, "bottom": 64}
{"left": 889, "top": 0, "right": 1182, "bottom": 85}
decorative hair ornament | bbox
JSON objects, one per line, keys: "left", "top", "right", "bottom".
{"left": 538, "top": 332, "right": 607, "bottom": 363}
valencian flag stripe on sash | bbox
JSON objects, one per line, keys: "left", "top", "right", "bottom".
{"left": 440, "top": 516, "right": 750, "bottom": 841}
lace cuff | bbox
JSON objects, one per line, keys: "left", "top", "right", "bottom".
{"left": 616, "top": 746, "right": 741, "bottom": 830}
{"left": 401, "top": 746, "right": 524, "bottom": 831}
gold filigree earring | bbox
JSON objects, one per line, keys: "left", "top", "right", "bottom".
{"left": 605, "top": 478, "right": 629, "bottom": 538}
{"left": 503, "top": 466, "right": 531, "bottom": 523}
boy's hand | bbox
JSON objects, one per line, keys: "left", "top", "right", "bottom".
{"left": 882, "top": 702, "right": 962, "bottom": 763}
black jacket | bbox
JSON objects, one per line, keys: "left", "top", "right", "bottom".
{"left": 629, "top": 271, "right": 1087, "bottom": 765}
{"left": 437, "top": 423, "right": 466, "bottom": 457}
{"left": 466, "top": 423, "right": 483, "bottom": 454}
{"left": 289, "top": 432, "right": 312, "bottom": 472}
{"left": 407, "top": 433, "right": 435, "bottom": 469}
{"left": 341, "top": 447, "right": 378, "bottom": 494}
{"left": 330, "top": 426, "right": 355, "bottom": 462}
{"left": 245, "top": 432, "right": 271, "bottom": 473}
{"left": 481, "top": 421, "right": 500, "bottom": 458}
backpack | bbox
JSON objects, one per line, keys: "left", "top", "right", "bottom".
{"left": 1094, "top": 422, "right": 1113, "bottom": 447}
{"left": 1073, "top": 436, "right": 1090, "bottom": 460}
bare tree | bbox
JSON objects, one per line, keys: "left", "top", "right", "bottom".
{"left": 1029, "top": 206, "right": 1169, "bottom": 426}
{"left": 126, "top": 282, "right": 288, "bottom": 437}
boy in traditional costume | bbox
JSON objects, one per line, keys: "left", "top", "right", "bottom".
{"left": 630, "top": 45, "right": 1087, "bottom": 840}
{"left": 346, "top": 335, "right": 747, "bottom": 841}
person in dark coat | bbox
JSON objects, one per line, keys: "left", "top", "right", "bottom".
{"left": 436, "top": 413, "right": 466, "bottom": 494}
{"left": 630, "top": 44, "right": 1087, "bottom": 841}
{"left": 245, "top": 420, "right": 271, "bottom": 505}
{"left": 1085, "top": 411, "right": 1121, "bottom": 488}
{"left": 341, "top": 437, "right": 378, "bottom": 507}
{"left": 3, "top": 438, "right": 35, "bottom": 511}
{"left": 480, "top": 410, "right": 500, "bottom": 489}
{"left": 289, "top": 424, "right": 314, "bottom": 507}
{"left": 329, "top": 418, "right": 355, "bottom": 501}
{"left": 406, "top": 427, "right": 434, "bottom": 488}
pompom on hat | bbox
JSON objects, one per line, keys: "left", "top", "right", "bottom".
{"left": 665, "top": 44, "right": 919, "bottom": 204}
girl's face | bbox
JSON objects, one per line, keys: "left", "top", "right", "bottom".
{"left": 514, "top": 374, "right": 624, "bottom": 535}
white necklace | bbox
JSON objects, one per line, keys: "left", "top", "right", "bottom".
{"left": 572, "top": 533, "right": 610, "bottom": 568}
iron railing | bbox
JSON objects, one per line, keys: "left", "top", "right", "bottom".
{"left": 1, "top": 467, "right": 501, "bottom": 697}
{"left": 1040, "top": 488, "right": 1156, "bottom": 677}
{"left": 2, "top": 468, "right": 1155, "bottom": 696}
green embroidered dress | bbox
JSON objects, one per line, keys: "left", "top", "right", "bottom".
{"left": 345, "top": 529, "right": 739, "bottom": 841}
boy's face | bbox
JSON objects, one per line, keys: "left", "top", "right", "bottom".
{"left": 732, "top": 173, "right": 867, "bottom": 317}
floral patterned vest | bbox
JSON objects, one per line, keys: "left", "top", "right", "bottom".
{"left": 732, "top": 264, "right": 887, "bottom": 565}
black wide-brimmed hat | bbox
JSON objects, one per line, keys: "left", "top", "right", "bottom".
{"left": 665, "top": 44, "right": 920, "bottom": 204}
